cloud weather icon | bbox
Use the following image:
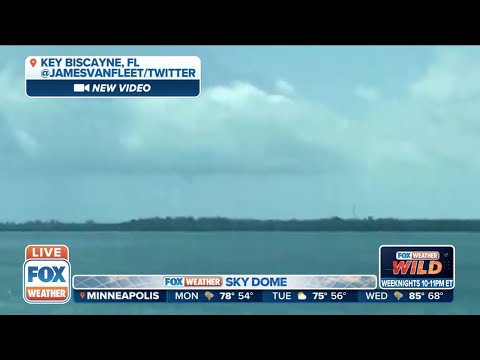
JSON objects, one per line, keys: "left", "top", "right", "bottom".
{"left": 394, "top": 291, "right": 403, "bottom": 301}
{"left": 205, "top": 291, "right": 214, "bottom": 301}
{"left": 297, "top": 292, "right": 307, "bottom": 300}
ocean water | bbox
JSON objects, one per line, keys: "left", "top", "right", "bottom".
{"left": 1, "top": 231, "right": 478, "bottom": 314}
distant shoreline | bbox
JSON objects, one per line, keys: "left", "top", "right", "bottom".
{"left": 3, "top": 217, "right": 480, "bottom": 231}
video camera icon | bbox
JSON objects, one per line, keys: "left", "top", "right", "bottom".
{"left": 73, "top": 84, "right": 90, "bottom": 92}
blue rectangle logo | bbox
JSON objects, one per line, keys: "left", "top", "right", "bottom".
{"left": 379, "top": 245, "right": 455, "bottom": 289}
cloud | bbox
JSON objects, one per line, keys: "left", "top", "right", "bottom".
{"left": 118, "top": 81, "right": 353, "bottom": 174}
{"left": 274, "top": 79, "right": 294, "bottom": 95}
{"left": 0, "top": 74, "right": 353, "bottom": 175}
{"left": 13, "top": 129, "right": 39, "bottom": 156}
{"left": 354, "top": 85, "right": 379, "bottom": 101}
{"left": 1, "top": 47, "right": 480, "bottom": 177}
{"left": 410, "top": 49, "right": 480, "bottom": 101}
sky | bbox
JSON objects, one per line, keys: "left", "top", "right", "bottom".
{"left": 1, "top": 45, "right": 480, "bottom": 222}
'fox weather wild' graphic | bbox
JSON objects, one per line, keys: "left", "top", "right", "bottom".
{"left": 379, "top": 245, "right": 455, "bottom": 290}
{"left": 23, "top": 245, "right": 71, "bottom": 304}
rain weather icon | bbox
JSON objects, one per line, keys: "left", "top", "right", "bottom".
{"left": 205, "top": 291, "right": 214, "bottom": 301}
{"left": 297, "top": 292, "right": 307, "bottom": 300}
{"left": 394, "top": 291, "right": 403, "bottom": 301}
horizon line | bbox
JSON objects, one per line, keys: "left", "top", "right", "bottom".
{"left": 4, "top": 216, "right": 480, "bottom": 224}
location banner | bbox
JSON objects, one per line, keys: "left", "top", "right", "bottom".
{"left": 25, "top": 56, "right": 201, "bottom": 98}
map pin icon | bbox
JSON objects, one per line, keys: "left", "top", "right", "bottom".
{"left": 30, "top": 58, "right": 37, "bottom": 67}
{"left": 80, "top": 292, "right": 86, "bottom": 299}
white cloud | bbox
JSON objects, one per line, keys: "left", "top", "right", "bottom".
{"left": 117, "top": 81, "right": 346, "bottom": 174}
{"left": 1, "top": 47, "right": 480, "bottom": 177}
{"left": 274, "top": 79, "right": 294, "bottom": 95}
{"left": 354, "top": 85, "right": 379, "bottom": 101}
{"left": 13, "top": 129, "right": 39, "bottom": 156}
{"left": 410, "top": 49, "right": 480, "bottom": 101}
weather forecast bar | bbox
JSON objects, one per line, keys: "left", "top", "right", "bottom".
{"left": 72, "top": 274, "right": 378, "bottom": 290}
{"left": 72, "top": 289, "right": 454, "bottom": 303}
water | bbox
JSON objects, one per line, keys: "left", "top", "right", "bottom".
{"left": 1, "top": 231, "right": 478, "bottom": 314}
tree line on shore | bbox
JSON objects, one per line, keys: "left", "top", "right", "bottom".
{"left": 2, "top": 216, "right": 480, "bottom": 231}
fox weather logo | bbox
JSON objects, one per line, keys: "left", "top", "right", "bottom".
{"left": 23, "top": 245, "right": 71, "bottom": 304}
{"left": 379, "top": 245, "right": 455, "bottom": 290}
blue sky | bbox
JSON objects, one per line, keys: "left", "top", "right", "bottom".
{"left": 1, "top": 45, "right": 480, "bottom": 221}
